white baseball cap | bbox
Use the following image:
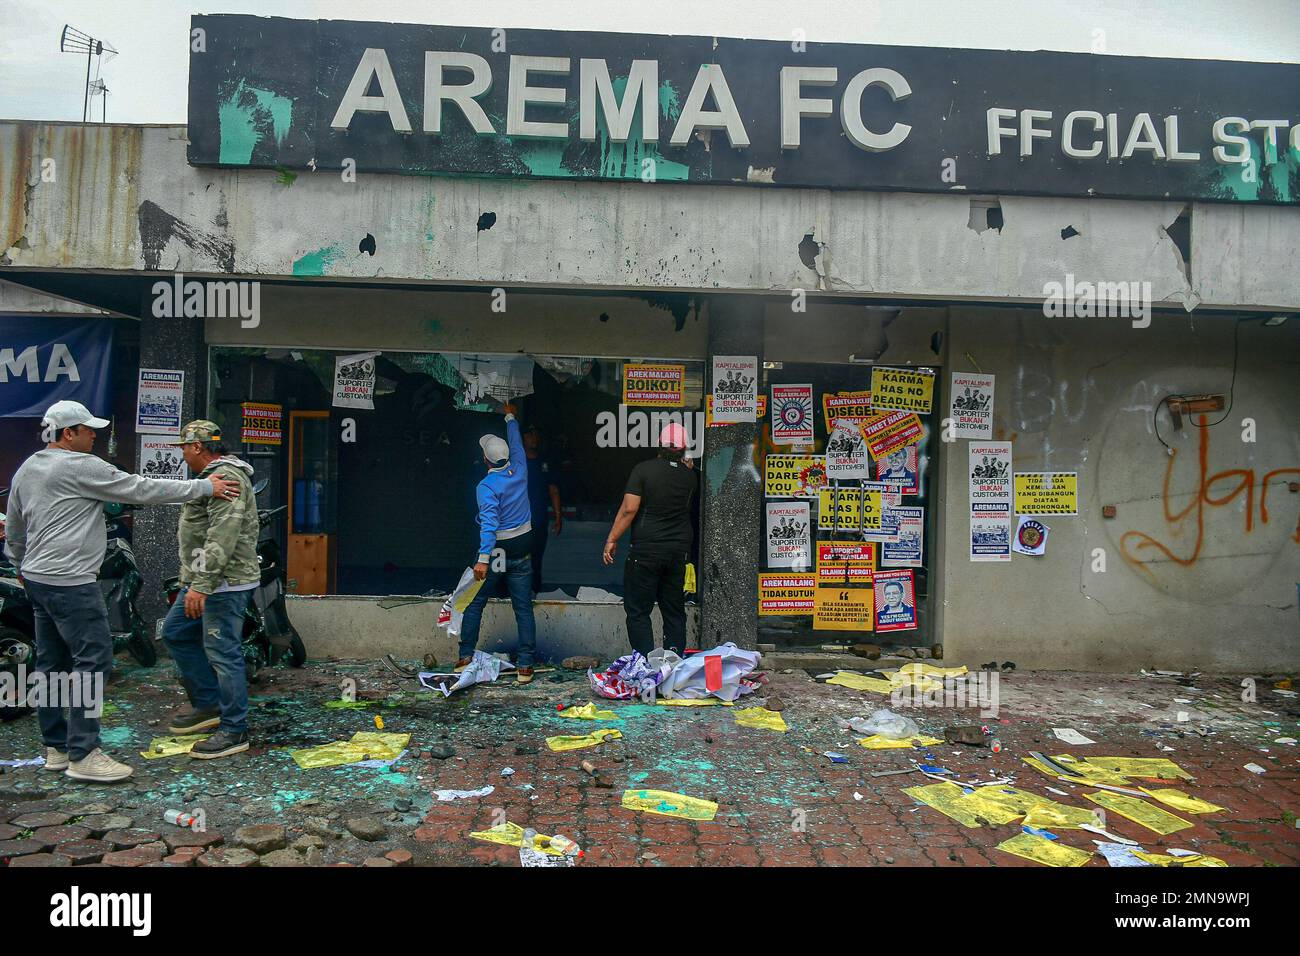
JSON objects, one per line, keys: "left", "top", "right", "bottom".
{"left": 43, "top": 400, "right": 110, "bottom": 430}
{"left": 479, "top": 433, "right": 509, "bottom": 464}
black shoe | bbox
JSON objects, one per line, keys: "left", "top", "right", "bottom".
{"left": 168, "top": 706, "right": 221, "bottom": 735}
{"left": 189, "top": 730, "right": 250, "bottom": 760}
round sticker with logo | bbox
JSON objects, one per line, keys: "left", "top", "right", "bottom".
{"left": 798, "top": 462, "right": 828, "bottom": 495}
{"left": 1017, "top": 519, "right": 1046, "bottom": 550}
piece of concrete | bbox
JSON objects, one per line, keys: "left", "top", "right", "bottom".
{"left": 344, "top": 817, "right": 387, "bottom": 842}
{"left": 197, "top": 846, "right": 259, "bottom": 867}
{"left": 233, "top": 823, "right": 287, "bottom": 854}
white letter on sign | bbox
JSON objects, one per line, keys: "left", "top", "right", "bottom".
{"left": 330, "top": 48, "right": 412, "bottom": 132}
{"left": 841, "top": 68, "right": 911, "bottom": 152}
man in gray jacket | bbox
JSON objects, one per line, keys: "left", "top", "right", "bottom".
{"left": 3, "top": 401, "right": 241, "bottom": 783}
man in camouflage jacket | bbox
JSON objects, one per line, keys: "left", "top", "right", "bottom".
{"left": 160, "top": 420, "right": 260, "bottom": 759}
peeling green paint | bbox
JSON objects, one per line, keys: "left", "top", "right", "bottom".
{"left": 292, "top": 244, "right": 345, "bottom": 276}
{"left": 218, "top": 80, "right": 294, "bottom": 166}
{"left": 1208, "top": 141, "right": 1297, "bottom": 203}
{"left": 596, "top": 79, "right": 689, "bottom": 181}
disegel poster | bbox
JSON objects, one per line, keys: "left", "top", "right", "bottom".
{"left": 870, "top": 367, "right": 935, "bottom": 413}
{"left": 872, "top": 443, "right": 919, "bottom": 494}
{"left": 822, "top": 390, "right": 874, "bottom": 431}
{"left": 135, "top": 369, "right": 183, "bottom": 435}
{"left": 333, "top": 351, "right": 379, "bottom": 409}
{"left": 814, "top": 586, "right": 875, "bottom": 632}
{"left": 860, "top": 409, "right": 924, "bottom": 460}
{"left": 950, "top": 372, "right": 994, "bottom": 439}
{"left": 882, "top": 506, "right": 924, "bottom": 567}
{"left": 816, "top": 485, "right": 883, "bottom": 531}
{"left": 622, "top": 363, "right": 685, "bottom": 407}
{"left": 815, "top": 540, "right": 875, "bottom": 584}
{"left": 712, "top": 355, "right": 758, "bottom": 423}
{"left": 241, "top": 402, "right": 282, "bottom": 445}
{"left": 765, "top": 501, "right": 811, "bottom": 570}
{"left": 758, "top": 573, "right": 815, "bottom": 616}
{"left": 969, "top": 441, "right": 1012, "bottom": 562}
{"left": 764, "top": 454, "right": 827, "bottom": 499}
{"left": 771, "top": 384, "right": 814, "bottom": 445}
{"left": 1014, "top": 472, "right": 1079, "bottom": 515}
{"left": 873, "top": 569, "right": 918, "bottom": 632}
{"left": 707, "top": 393, "right": 765, "bottom": 426}
{"left": 138, "top": 437, "right": 188, "bottom": 480}
{"left": 825, "top": 419, "right": 870, "bottom": 480}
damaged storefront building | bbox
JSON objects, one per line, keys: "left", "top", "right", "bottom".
{"left": 1, "top": 15, "right": 1297, "bottom": 672}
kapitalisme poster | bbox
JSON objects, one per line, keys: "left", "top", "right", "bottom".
{"left": 138, "top": 437, "right": 188, "bottom": 480}
{"left": 771, "top": 384, "right": 815, "bottom": 445}
{"left": 874, "top": 568, "right": 918, "bottom": 632}
{"left": 712, "top": 355, "right": 758, "bottom": 423}
{"left": 950, "top": 372, "right": 994, "bottom": 439}
{"left": 765, "top": 500, "right": 811, "bottom": 570}
{"left": 969, "top": 441, "right": 1012, "bottom": 562}
{"left": 333, "top": 351, "right": 379, "bottom": 409}
{"left": 825, "top": 419, "right": 870, "bottom": 480}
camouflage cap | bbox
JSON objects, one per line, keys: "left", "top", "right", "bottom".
{"left": 165, "top": 420, "right": 223, "bottom": 445}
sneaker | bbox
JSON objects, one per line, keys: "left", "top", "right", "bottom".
{"left": 65, "top": 748, "right": 133, "bottom": 783}
{"left": 454, "top": 657, "right": 473, "bottom": 673}
{"left": 189, "top": 730, "right": 249, "bottom": 760}
{"left": 515, "top": 667, "right": 534, "bottom": 685}
{"left": 42, "top": 748, "right": 69, "bottom": 772}
{"left": 167, "top": 706, "right": 221, "bottom": 735}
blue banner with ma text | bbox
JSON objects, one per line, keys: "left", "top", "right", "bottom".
{"left": 0, "top": 316, "right": 115, "bottom": 419}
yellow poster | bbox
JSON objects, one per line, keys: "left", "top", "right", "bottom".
{"left": 764, "top": 454, "right": 828, "bottom": 498}
{"left": 622, "top": 363, "right": 685, "bottom": 407}
{"left": 870, "top": 367, "right": 935, "bottom": 413}
{"left": 822, "top": 390, "right": 874, "bottom": 430}
{"left": 758, "top": 573, "right": 815, "bottom": 616}
{"left": 813, "top": 586, "right": 874, "bottom": 631}
{"left": 815, "top": 540, "right": 875, "bottom": 585}
{"left": 1014, "top": 472, "right": 1079, "bottom": 515}
{"left": 859, "top": 409, "right": 925, "bottom": 460}
{"left": 817, "top": 487, "right": 882, "bottom": 530}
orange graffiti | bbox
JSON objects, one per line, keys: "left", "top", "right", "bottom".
{"left": 1121, "top": 414, "right": 1300, "bottom": 579}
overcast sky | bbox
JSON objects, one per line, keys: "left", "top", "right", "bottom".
{"left": 2, "top": 0, "right": 1298, "bottom": 124}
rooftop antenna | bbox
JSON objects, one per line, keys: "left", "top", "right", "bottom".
{"left": 89, "top": 78, "right": 109, "bottom": 123}
{"left": 59, "top": 25, "right": 117, "bottom": 122}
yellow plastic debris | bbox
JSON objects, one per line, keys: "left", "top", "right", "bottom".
{"left": 656, "top": 698, "right": 734, "bottom": 706}
{"left": 289, "top": 731, "right": 411, "bottom": 770}
{"left": 139, "top": 734, "right": 211, "bottom": 759}
{"left": 902, "top": 782, "right": 1022, "bottom": 828}
{"left": 684, "top": 562, "right": 697, "bottom": 594}
{"left": 1084, "top": 790, "right": 1193, "bottom": 835}
{"left": 967, "top": 786, "right": 1054, "bottom": 816}
{"left": 545, "top": 728, "right": 623, "bottom": 752}
{"left": 826, "top": 672, "right": 896, "bottom": 694}
{"left": 1138, "top": 788, "right": 1224, "bottom": 815}
{"left": 1081, "top": 757, "right": 1193, "bottom": 781}
{"left": 997, "top": 832, "right": 1092, "bottom": 867}
{"left": 469, "top": 822, "right": 566, "bottom": 856}
{"left": 1020, "top": 802, "right": 1101, "bottom": 830}
{"left": 1021, "top": 754, "right": 1131, "bottom": 786}
{"left": 323, "top": 699, "right": 371, "bottom": 709}
{"left": 734, "top": 708, "right": 788, "bottom": 732}
{"left": 1132, "top": 851, "right": 1227, "bottom": 867}
{"left": 894, "top": 662, "right": 969, "bottom": 679}
{"left": 374, "top": 715, "right": 384, "bottom": 730}
{"left": 858, "top": 734, "right": 944, "bottom": 749}
{"left": 621, "top": 789, "right": 718, "bottom": 821}
{"left": 557, "top": 703, "right": 619, "bottom": 720}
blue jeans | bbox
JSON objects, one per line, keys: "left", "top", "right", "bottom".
{"left": 24, "top": 579, "right": 114, "bottom": 762}
{"left": 161, "top": 587, "right": 251, "bottom": 735}
{"left": 458, "top": 555, "right": 536, "bottom": 668}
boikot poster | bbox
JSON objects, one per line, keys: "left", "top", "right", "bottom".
{"left": 622, "top": 363, "right": 686, "bottom": 408}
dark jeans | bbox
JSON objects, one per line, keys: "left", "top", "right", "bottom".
{"left": 24, "top": 579, "right": 114, "bottom": 761}
{"left": 458, "top": 554, "right": 537, "bottom": 668}
{"left": 161, "top": 587, "right": 251, "bottom": 735}
{"left": 530, "top": 522, "right": 548, "bottom": 593}
{"left": 623, "top": 548, "right": 686, "bottom": 657}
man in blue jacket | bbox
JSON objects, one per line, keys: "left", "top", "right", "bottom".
{"left": 456, "top": 406, "right": 537, "bottom": 683}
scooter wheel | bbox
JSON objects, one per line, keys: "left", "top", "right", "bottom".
{"left": 0, "top": 626, "right": 35, "bottom": 670}
{"left": 286, "top": 630, "right": 307, "bottom": 668}
{"left": 126, "top": 626, "right": 157, "bottom": 667}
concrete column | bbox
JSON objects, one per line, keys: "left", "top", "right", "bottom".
{"left": 132, "top": 309, "right": 206, "bottom": 626}
{"left": 699, "top": 296, "right": 764, "bottom": 649}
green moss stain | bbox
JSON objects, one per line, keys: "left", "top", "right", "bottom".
{"left": 292, "top": 244, "right": 345, "bottom": 276}
{"left": 218, "top": 80, "right": 294, "bottom": 166}
{"left": 596, "top": 79, "right": 689, "bottom": 181}
{"left": 1209, "top": 140, "right": 1297, "bottom": 202}
{"left": 99, "top": 726, "right": 135, "bottom": 747}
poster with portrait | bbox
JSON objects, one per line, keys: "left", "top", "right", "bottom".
{"left": 950, "top": 372, "right": 994, "bottom": 439}
{"left": 872, "top": 443, "right": 920, "bottom": 494}
{"left": 873, "top": 569, "right": 918, "bottom": 632}
{"left": 770, "top": 384, "right": 815, "bottom": 445}
{"left": 712, "top": 355, "right": 758, "bottom": 423}
{"left": 765, "top": 500, "right": 811, "bottom": 570}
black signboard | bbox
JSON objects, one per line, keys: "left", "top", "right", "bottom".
{"left": 187, "top": 15, "right": 1300, "bottom": 204}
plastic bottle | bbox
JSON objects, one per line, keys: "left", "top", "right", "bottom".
{"left": 164, "top": 809, "right": 197, "bottom": 828}
{"left": 549, "top": 834, "right": 583, "bottom": 858}
{"left": 521, "top": 827, "right": 537, "bottom": 850}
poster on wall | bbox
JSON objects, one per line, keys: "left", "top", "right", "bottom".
{"left": 1013, "top": 516, "right": 1050, "bottom": 556}
{"left": 873, "top": 569, "right": 918, "bottom": 632}
{"left": 770, "top": 384, "right": 815, "bottom": 445}
{"left": 757, "top": 573, "right": 815, "bottom": 616}
{"left": 138, "top": 437, "right": 188, "bottom": 479}
{"left": 882, "top": 506, "right": 924, "bottom": 567}
{"left": 817, "top": 485, "right": 884, "bottom": 532}
{"left": 872, "top": 444, "right": 920, "bottom": 494}
{"left": 870, "top": 367, "right": 935, "bottom": 413}
{"left": 764, "top": 454, "right": 827, "bottom": 499}
{"left": 333, "top": 351, "right": 379, "bottom": 409}
{"left": 135, "top": 369, "right": 183, "bottom": 435}
{"left": 815, "top": 540, "right": 875, "bottom": 584}
{"left": 1014, "top": 472, "right": 1079, "bottom": 515}
{"left": 711, "top": 355, "right": 758, "bottom": 423}
{"left": 825, "top": 419, "right": 870, "bottom": 479}
{"left": 0, "top": 316, "right": 115, "bottom": 419}
{"left": 860, "top": 409, "right": 924, "bottom": 461}
{"left": 765, "top": 500, "right": 811, "bottom": 569}
{"left": 969, "top": 441, "right": 1013, "bottom": 562}
{"left": 813, "top": 586, "right": 875, "bottom": 632}
{"left": 241, "top": 402, "right": 283, "bottom": 445}
{"left": 622, "top": 363, "right": 686, "bottom": 407}
{"left": 821, "top": 390, "right": 874, "bottom": 431}
{"left": 707, "top": 393, "right": 765, "bottom": 426}
{"left": 950, "top": 372, "right": 994, "bottom": 439}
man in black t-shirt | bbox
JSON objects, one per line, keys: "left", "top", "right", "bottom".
{"left": 602, "top": 423, "right": 698, "bottom": 656}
